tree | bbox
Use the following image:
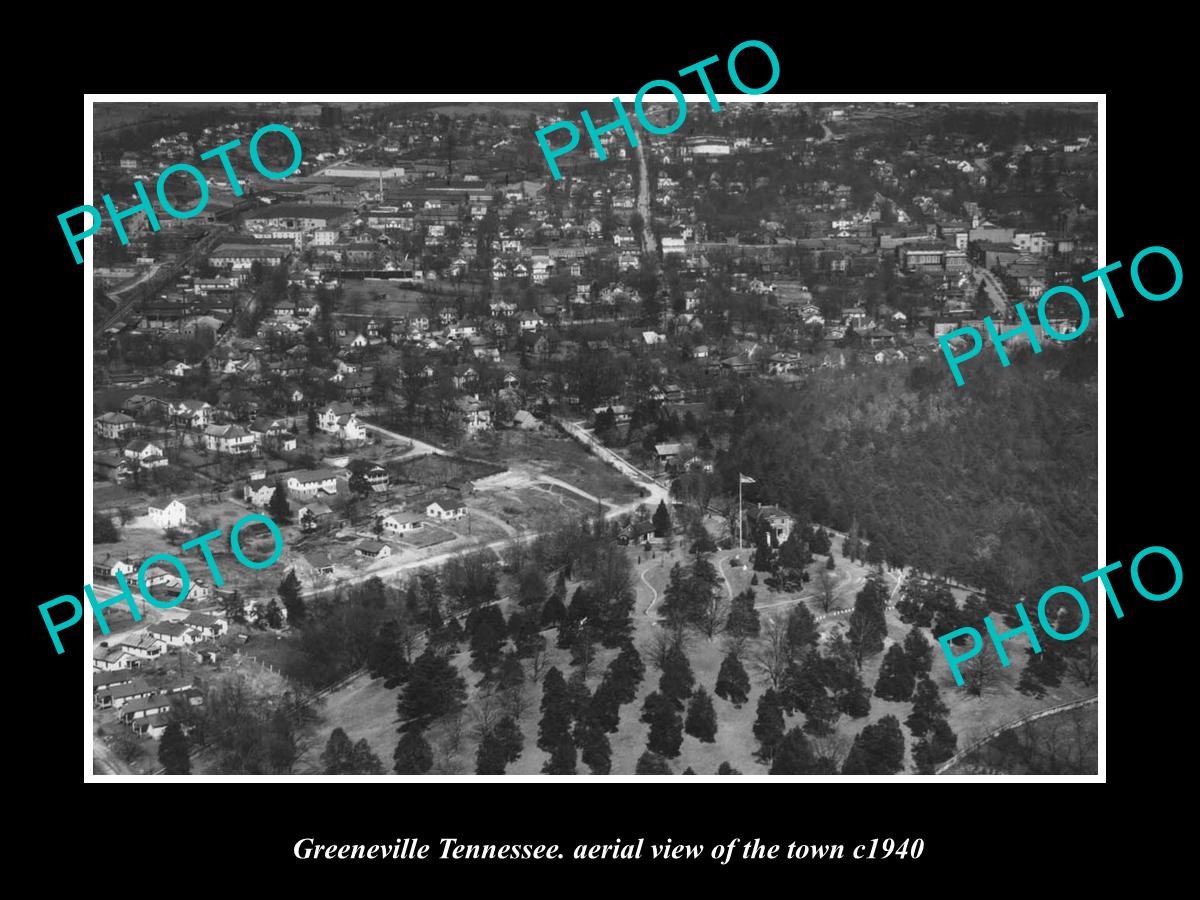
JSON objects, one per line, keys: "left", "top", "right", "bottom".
{"left": 307, "top": 406, "right": 318, "bottom": 435}
{"left": 537, "top": 667, "right": 572, "bottom": 753}
{"left": 393, "top": 730, "right": 434, "bottom": 774}
{"left": 541, "top": 734, "right": 577, "bottom": 774}
{"left": 715, "top": 651, "right": 751, "bottom": 707}
{"left": 476, "top": 716, "right": 524, "bottom": 774}
{"left": 785, "top": 602, "right": 819, "bottom": 654}
{"left": 262, "top": 599, "right": 284, "bottom": 630}
{"left": 268, "top": 477, "right": 291, "bottom": 524}
{"left": 579, "top": 724, "right": 612, "bottom": 774}
{"left": 323, "top": 727, "right": 384, "bottom": 774}
{"left": 817, "top": 567, "right": 839, "bottom": 613}
{"left": 652, "top": 499, "right": 672, "bottom": 538}
{"left": 906, "top": 678, "right": 950, "bottom": 738}
{"left": 874, "top": 644, "right": 916, "bottom": 702}
{"left": 636, "top": 751, "right": 671, "bottom": 775}
{"left": 842, "top": 715, "right": 906, "bottom": 775}
{"left": 684, "top": 688, "right": 717, "bottom": 742}
{"left": 913, "top": 718, "right": 958, "bottom": 774}
{"left": 962, "top": 652, "right": 1000, "bottom": 698}
{"left": 770, "top": 727, "right": 816, "bottom": 774}
{"left": 752, "top": 688, "right": 785, "bottom": 762}
{"left": 716, "top": 761, "right": 742, "bottom": 775}
{"left": 726, "top": 588, "right": 761, "bottom": 638}
{"left": 277, "top": 570, "right": 305, "bottom": 625}
{"left": 158, "top": 721, "right": 190, "bottom": 774}
{"left": 640, "top": 691, "right": 684, "bottom": 758}
{"left": 221, "top": 589, "right": 246, "bottom": 625}
{"left": 659, "top": 645, "right": 695, "bottom": 709}
{"left": 847, "top": 573, "right": 888, "bottom": 666}
{"left": 688, "top": 519, "right": 717, "bottom": 554}
{"left": 398, "top": 648, "right": 467, "bottom": 727}
{"left": 838, "top": 671, "right": 873, "bottom": 718}
{"left": 94, "top": 513, "right": 120, "bottom": 543}
{"left": 902, "top": 626, "right": 934, "bottom": 676}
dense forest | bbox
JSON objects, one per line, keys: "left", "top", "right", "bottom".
{"left": 716, "top": 338, "right": 1098, "bottom": 603}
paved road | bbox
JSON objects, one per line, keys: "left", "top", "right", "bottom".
{"left": 973, "top": 265, "right": 1009, "bottom": 317}
{"left": 556, "top": 419, "right": 670, "bottom": 509}
{"left": 362, "top": 422, "right": 442, "bottom": 460}
{"left": 634, "top": 128, "right": 652, "bottom": 255}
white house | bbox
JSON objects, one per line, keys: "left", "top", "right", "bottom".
{"left": 318, "top": 402, "right": 367, "bottom": 442}
{"left": 381, "top": 512, "right": 424, "bottom": 535}
{"left": 148, "top": 500, "right": 187, "bottom": 530}
{"left": 286, "top": 469, "right": 341, "bottom": 499}
{"left": 425, "top": 495, "right": 467, "bottom": 520}
{"left": 204, "top": 423, "right": 257, "bottom": 455}
{"left": 95, "top": 412, "right": 135, "bottom": 440}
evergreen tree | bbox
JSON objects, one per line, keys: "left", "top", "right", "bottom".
{"left": 323, "top": 727, "right": 384, "bottom": 774}
{"left": 609, "top": 642, "right": 645, "bottom": 703}
{"left": 753, "top": 688, "right": 786, "bottom": 761}
{"left": 906, "top": 677, "right": 950, "bottom": 738}
{"left": 366, "top": 620, "right": 409, "bottom": 686}
{"left": 902, "top": 625, "right": 934, "bottom": 675}
{"left": 785, "top": 602, "right": 819, "bottom": 653}
{"left": 158, "top": 721, "right": 190, "bottom": 774}
{"left": 221, "top": 589, "right": 246, "bottom": 625}
{"left": 684, "top": 687, "right": 718, "bottom": 742}
{"left": 636, "top": 751, "right": 671, "bottom": 775}
{"left": 640, "top": 691, "right": 684, "bottom": 758}
{"left": 540, "top": 593, "right": 567, "bottom": 627}
{"left": 874, "top": 643, "right": 916, "bottom": 702}
{"left": 579, "top": 724, "right": 613, "bottom": 774}
{"left": 770, "top": 727, "right": 815, "bottom": 774}
{"left": 393, "top": 729, "right": 433, "bottom": 774}
{"left": 913, "top": 718, "right": 958, "bottom": 774}
{"left": 838, "top": 670, "right": 873, "bottom": 718}
{"left": 537, "top": 667, "right": 572, "bottom": 753}
{"left": 397, "top": 648, "right": 467, "bottom": 727}
{"left": 689, "top": 519, "right": 717, "bottom": 554}
{"left": 842, "top": 715, "right": 906, "bottom": 774}
{"left": 726, "top": 587, "right": 761, "bottom": 637}
{"left": 715, "top": 651, "right": 751, "bottom": 707}
{"left": 659, "top": 645, "right": 695, "bottom": 709}
{"left": 268, "top": 478, "right": 291, "bottom": 524}
{"left": 541, "top": 734, "right": 577, "bottom": 774}
{"left": 469, "top": 616, "right": 505, "bottom": 678}
{"left": 477, "top": 716, "right": 524, "bottom": 774}
{"left": 652, "top": 499, "right": 672, "bottom": 537}
{"left": 752, "top": 527, "right": 774, "bottom": 572}
{"left": 588, "top": 677, "right": 622, "bottom": 734}
{"left": 716, "top": 761, "right": 742, "bottom": 775}
{"left": 277, "top": 570, "right": 305, "bottom": 625}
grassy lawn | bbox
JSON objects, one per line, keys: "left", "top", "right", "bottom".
{"left": 466, "top": 431, "right": 644, "bottom": 505}
{"left": 303, "top": 534, "right": 1095, "bottom": 775}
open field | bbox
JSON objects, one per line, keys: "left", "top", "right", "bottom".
{"left": 466, "top": 430, "right": 646, "bottom": 508}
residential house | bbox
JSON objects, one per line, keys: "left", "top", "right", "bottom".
{"left": 148, "top": 500, "right": 187, "bottom": 530}
{"left": 204, "top": 423, "right": 257, "bottom": 455}
{"left": 425, "top": 494, "right": 467, "bottom": 520}
{"left": 286, "top": 469, "right": 341, "bottom": 499}
{"left": 95, "top": 412, "right": 135, "bottom": 440}
{"left": 354, "top": 540, "right": 393, "bottom": 560}
{"left": 381, "top": 512, "right": 424, "bottom": 535}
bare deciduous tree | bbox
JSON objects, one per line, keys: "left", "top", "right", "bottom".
{"left": 962, "top": 652, "right": 999, "bottom": 698}
{"left": 752, "top": 614, "right": 792, "bottom": 689}
{"left": 817, "top": 568, "right": 839, "bottom": 613}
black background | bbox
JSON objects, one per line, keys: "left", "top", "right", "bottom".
{"left": 20, "top": 28, "right": 1188, "bottom": 887}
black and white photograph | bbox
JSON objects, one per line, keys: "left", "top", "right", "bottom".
{"left": 83, "top": 96, "right": 1102, "bottom": 779}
